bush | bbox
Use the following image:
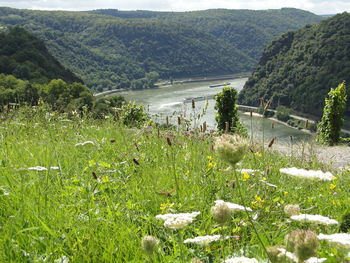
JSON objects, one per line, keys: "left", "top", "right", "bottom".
{"left": 275, "top": 105, "right": 291, "bottom": 122}
{"left": 214, "top": 86, "right": 247, "bottom": 135}
{"left": 257, "top": 106, "right": 274, "bottom": 118}
{"left": 317, "top": 81, "right": 347, "bottom": 145}
{"left": 119, "top": 102, "right": 150, "bottom": 128}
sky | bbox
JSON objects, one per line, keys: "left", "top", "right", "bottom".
{"left": 0, "top": 0, "right": 349, "bottom": 15}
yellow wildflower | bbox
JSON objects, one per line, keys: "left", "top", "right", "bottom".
{"left": 160, "top": 199, "right": 175, "bottom": 211}
{"left": 329, "top": 183, "right": 336, "bottom": 191}
{"left": 242, "top": 172, "right": 250, "bottom": 181}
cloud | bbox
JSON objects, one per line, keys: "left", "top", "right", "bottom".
{"left": 0, "top": 0, "right": 349, "bottom": 14}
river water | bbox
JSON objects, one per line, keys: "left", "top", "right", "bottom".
{"left": 119, "top": 77, "right": 312, "bottom": 143}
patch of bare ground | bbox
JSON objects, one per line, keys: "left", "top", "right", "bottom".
{"left": 268, "top": 141, "right": 350, "bottom": 170}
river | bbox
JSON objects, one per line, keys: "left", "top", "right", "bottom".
{"left": 119, "top": 77, "right": 312, "bottom": 143}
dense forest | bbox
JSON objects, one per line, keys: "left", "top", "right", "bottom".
{"left": 0, "top": 7, "right": 321, "bottom": 91}
{"left": 0, "top": 27, "right": 125, "bottom": 116}
{"left": 0, "top": 27, "right": 82, "bottom": 84}
{"left": 238, "top": 12, "right": 350, "bottom": 117}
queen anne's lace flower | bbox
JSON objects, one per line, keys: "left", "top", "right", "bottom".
{"left": 214, "top": 200, "right": 252, "bottom": 212}
{"left": 156, "top": 212, "right": 200, "bottom": 229}
{"left": 184, "top": 235, "right": 223, "bottom": 246}
{"left": 223, "top": 256, "right": 258, "bottom": 263}
{"left": 290, "top": 214, "right": 338, "bottom": 225}
{"left": 318, "top": 233, "right": 350, "bottom": 248}
{"left": 277, "top": 248, "right": 326, "bottom": 263}
{"left": 280, "top": 168, "right": 334, "bottom": 181}
{"left": 236, "top": 169, "right": 259, "bottom": 174}
{"left": 75, "top": 141, "right": 95, "bottom": 146}
{"left": 28, "top": 166, "right": 60, "bottom": 171}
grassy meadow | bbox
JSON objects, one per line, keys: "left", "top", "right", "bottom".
{"left": 0, "top": 107, "right": 349, "bottom": 262}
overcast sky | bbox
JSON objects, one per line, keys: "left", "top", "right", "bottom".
{"left": 0, "top": 0, "right": 349, "bottom": 15}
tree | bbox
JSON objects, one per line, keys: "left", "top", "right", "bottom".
{"left": 317, "top": 81, "right": 347, "bottom": 145}
{"left": 214, "top": 86, "right": 246, "bottom": 134}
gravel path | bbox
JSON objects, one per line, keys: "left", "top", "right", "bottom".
{"left": 269, "top": 142, "right": 350, "bottom": 170}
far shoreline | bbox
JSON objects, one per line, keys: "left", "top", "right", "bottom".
{"left": 93, "top": 72, "right": 251, "bottom": 97}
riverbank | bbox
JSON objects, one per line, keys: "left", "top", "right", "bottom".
{"left": 94, "top": 73, "right": 251, "bottom": 98}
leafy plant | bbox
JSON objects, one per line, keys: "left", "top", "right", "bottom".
{"left": 317, "top": 81, "right": 347, "bottom": 145}
{"left": 214, "top": 86, "right": 246, "bottom": 135}
{"left": 275, "top": 105, "right": 291, "bottom": 122}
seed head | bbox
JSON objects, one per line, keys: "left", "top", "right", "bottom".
{"left": 284, "top": 204, "right": 301, "bottom": 216}
{"left": 285, "top": 230, "right": 318, "bottom": 261}
{"left": 214, "top": 134, "right": 247, "bottom": 166}
{"left": 211, "top": 201, "right": 231, "bottom": 223}
{"left": 141, "top": 235, "right": 158, "bottom": 255}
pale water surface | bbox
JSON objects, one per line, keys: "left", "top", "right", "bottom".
{"left": 120, "top": 78, "right": 312, "bottom": 143}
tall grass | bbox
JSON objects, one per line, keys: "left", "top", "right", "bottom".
{"left": 0, "top": 107, "right": 349, "bottom": 262}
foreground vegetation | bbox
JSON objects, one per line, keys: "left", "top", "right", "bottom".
{"left": 0, "top": 107, "right": 349, "bottom": 262}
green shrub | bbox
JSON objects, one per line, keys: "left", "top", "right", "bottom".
{"left": 214, "top": 86, "right": 247, "bottom": 135}
{"left": 275, "top": 105, "right": 291, "bottom": 122}
{"left": 317, "top": 81, "right": 347, "bottom": 145}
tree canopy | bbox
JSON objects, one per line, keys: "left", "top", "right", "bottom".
{"left": 238, "top": 12, "right": 350, "bottom": 117}
{"left": 0, "top": 7, "right": 322, "bottom": 91}
{"left": 0, "top": 26, "right": 82, "bottom": 84}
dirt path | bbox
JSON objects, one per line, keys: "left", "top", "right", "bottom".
{"left": 269, "top": 141, "right": 350, "bottom": 170}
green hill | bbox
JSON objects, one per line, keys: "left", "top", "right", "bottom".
{"left": 0, "top": 7, "right": 321, "bottom": 91}
{"left": 238, "top": 12, "right": 350, "bottom": 117}
{"left": 0, "top": 26, "right": 82, "bottom": 84}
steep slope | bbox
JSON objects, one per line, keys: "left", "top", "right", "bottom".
{"left": 0, "top": 26, "right": 82, "bottom": 84}
{"left": 90, "top": 8, "right": 322, "bottom": 60}
{"left": 238, "top": 12, "right": 350, "bottom": 117}
{"left": 0, "top": 7, "right": 321, "bottom": 91}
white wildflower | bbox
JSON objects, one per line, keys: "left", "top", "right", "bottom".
{"left": 214, "top": 200, "right": 252, "bottom": 212}
{"left": 28, "top": 166, "right": 60, "bottom": 171}
{"left": 290, "top": 214, "right": 338, "bottom": 225}
{"left": 28, "top": 166, "right": 47, "bottom": 171}
{"left": 75, "top": 141, "right": 95, "bottom": 147}
{"left": 318, "top": 233, "right": 350, "bottom": 248}
{"left": 284, "top": 204, "right": 301, "bottom": 216}
{"left": 184, "top": 235, "right": 223, "bottom": 246}
{"left": 163, "top": 217, "right": 193, "bottom": 229}
{"left": 55, "top": 255, "right": 69, "bottom": 263}
{"left": 305, "top": 257, "right": 327, "bottom": 263}
{"left": 0, "top": 187, "right": 10, "bottom": 196}
{"left": 277, "top": 248, "right": 326, "bottom": 263}
{"left": 236, "top": 169, "right": 259, "bottom": 174}
{"left": 259, "top": 180, "right": 277, "bottom": 188}
{"left": 223, "top": 256, "right": 258, "bottom": 263}
{"left": 280, "top": 168, "right": 335, "bottom": 181}
{"left": 156, "top": 212, "right": 200, "bottom": 230}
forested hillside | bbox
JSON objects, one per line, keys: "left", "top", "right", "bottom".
{"left": 238, "top": 13, "right": 350, "bottom": 117}
{"left": 0, "top": 27, "right": 82, "bottom": 84}
{"left": 0, "top": 7, "right": 321, "bottom": 91}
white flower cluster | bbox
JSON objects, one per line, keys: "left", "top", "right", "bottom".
{"left": 184, "top": 235, "right": 223, "bottom": 246}
{"left": 236, "top": 169, "right": 259, "bottom": 174}
{"left": 318, "top": 233, "right": 350, "bottom": 248}
{"left": 223, "top": 256, "right": 258, "bottom": 263}
{"left": 277, "top": 248, "right": 326, "bottom": 263}
{"left": 290, "top": 214, "right": 338, "bottom": 225}
{"left": 279, "top": 168, "right": 335, "bottom": 181}
{"left": 155, "top": 212, "right": 200, "bottom": 230}
{"left": 28, "top": 166, "right": 60, "bottom": 171}
{"left": 214, "top": 200, "right": 252, "bottom": 212}
{"left": 259, "top": 180, "right": 277, "bottom": 188}
{"left": 75, "top": 141, "right": 95, "bottom": 147}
